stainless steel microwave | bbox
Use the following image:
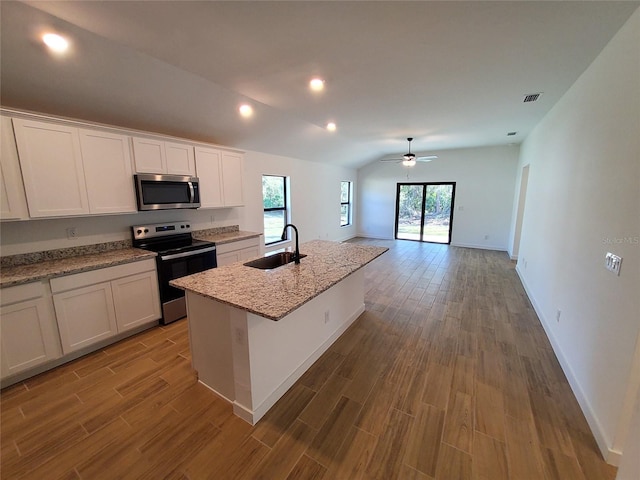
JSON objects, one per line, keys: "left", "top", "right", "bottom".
{"left": 134, "top": 174, "right": 201, "bottom": 211}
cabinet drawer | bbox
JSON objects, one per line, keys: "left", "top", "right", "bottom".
{"left": 216, "top": 237, "right": 260, "bottom": 255}
{"left": 50, "top": 259, "right": 156, "bottom": 294}
{"left": 1, "top": 281, "right": 47, "bottom": 305}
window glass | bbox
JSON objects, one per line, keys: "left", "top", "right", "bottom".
{"left": 341, "top": 181, "right": 352, "bottom": 227}
{"left": 263, "top": 175, "right": 288, "bottom": 244}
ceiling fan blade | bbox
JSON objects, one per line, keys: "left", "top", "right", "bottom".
{"left": 380, "top": 157, "right": 403, "bottom": 162}
{"left": 416, "top": 155, "right": 438, "bottom": 162}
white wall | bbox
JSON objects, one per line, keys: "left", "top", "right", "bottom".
{"left": 0, "top": 149, "right": 357, "bottom": 256}
{"left": 512, "top": 8, "right": 640, "bottom": 466}
{"left": 357, "top": 145, "right": 519, "bottom": 250}
{"left": 240, "top": 150, "right": 357, "bottom": 252}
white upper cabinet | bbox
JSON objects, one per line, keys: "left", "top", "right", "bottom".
{"left": 221, "top": 151, "right": 244, "bottom": 207}
{"left": 195, "top": 146, "right": 245, "bottom": 208}
{"left": 194, "top": 146, "right": 224, "bottom": 208}
{"left": 13, "top": 118, "right": 90, "bottom": 218}
{"left": 165, "top": 141, "right": 196, "bottom": 176}
{"left": 132, "top": 136, "right": 195, "bottom": 176}
{"left": 0, "top": 115, "right": 28, "bottom": 220}
{"left": 79, "top": 129, "right": 137, "bottom": 214}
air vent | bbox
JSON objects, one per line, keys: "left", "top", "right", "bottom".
{"left": 507, "top": 131, "right": 517, "bottom": 136}
{"left": 523, "top": 93, "right": 542, "bottom": 103}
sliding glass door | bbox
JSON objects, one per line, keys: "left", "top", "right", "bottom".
{"left": 395, "top": 182, "right": 455, "bottom": 244}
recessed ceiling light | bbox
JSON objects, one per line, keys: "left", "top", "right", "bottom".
{"left": 326, "top": 122, "right": 336, "bottom": 132}
{"left": 310, "top": 78, "right": 325, "bottom": 92}
{"left": 42, "top": 33, "right": 69, "bottom": 53}
{"left": 239, "top": 104, "right": 253, "bottom": 118}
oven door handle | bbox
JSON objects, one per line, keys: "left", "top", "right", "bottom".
{"left": 160, "top": 246, "right": 217, "bottom": 261}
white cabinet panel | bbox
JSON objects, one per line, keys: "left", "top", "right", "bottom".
{"left": 0, "top": 285, "right": 61, "bottom": 379}
{"left": 132, "top": 137, "right": 165, "bottom": 174}
{"left": 79, "top": 129, "right": 137, "bottom": 214}
{"left": 112, "top": 271, "right": 161, "bottom": 332}
{"left": 195, "top": 146, "right": 223, "bottom": 208}
{"left": 216, "top": 236, "right": 262, "bottom": 266}
{"left": 221, "top": 152, "right": 244, "bottom": 207}
{"left": 133, "top": 137, "right": 196, "bottom": 176}
{"left": 195, "top": 147, "right": 245, "bottom": 208}
{"left": 216, "top": 250, "right": 241, "bottom": 267}
{"left": 165, "top": 142, "right": 195, "bottom": 176}
{"left": 13, "top": 119, "right": 89, "bottom": 217}
{"left": 53, "top": 282, "right": 118, "bottom": 354}
{"left": 0, "top": 115, "right": 28, "bottom": 220}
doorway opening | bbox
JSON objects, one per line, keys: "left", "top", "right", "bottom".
{"left": 395, "top": 182, "right": 456, "bottom": 244}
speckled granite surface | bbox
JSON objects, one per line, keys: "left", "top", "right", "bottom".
{"left": 170, "top": 240, "right": 388, "bottom": 321}
{"left": 0, "top": 240, "right": 133, "bottom": 268}
{"left": 193, "top": 230, "right": 262, "bottom": 245}
{"left": 0, "top": 248, "right": 156, "bottom": 288}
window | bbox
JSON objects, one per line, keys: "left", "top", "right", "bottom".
{"left": 340, "top": 181, "right": 352, "bottom": 227}
{"left": 263, "top": 175, "right": 288, "bottom": 245}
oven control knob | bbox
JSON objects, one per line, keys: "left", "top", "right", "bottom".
{"left": 136, "top": 229, "right": 142, "bottom": 235}
{"left": 180, "top": 225, "right": 185, "bottom": 229}
{"left": 186, "top": 224, "right": 190, "bottom": 228}
{"left": 144, "top": 229, "right": 149, "bottom": 233}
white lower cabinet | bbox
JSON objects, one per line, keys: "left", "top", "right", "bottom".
{"left": 216, "top": 236, "right": 263, "bottom": 267}
{"left": 111, "top": 271, "right": 161, "bottom": 332}
{"left": 53, "top": 281, "right": 118, "bottom": 354}
{"left": 0, "top": 281, "right": 62, "bottom": 379}
{"left": 51, "top": 259, "right": 161, "bottom": 355}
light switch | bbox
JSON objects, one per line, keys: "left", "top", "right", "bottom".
{"left": 605, "top": 252, "right": 622, "bottom": 276}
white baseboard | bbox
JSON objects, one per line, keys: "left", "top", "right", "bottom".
{"left": 515, "top": 265, "right": 619, "bottom": 466}
{"left": 450, "top": 242, "right": 507, "bottom": 252}
{"left": 356, "top": 233, "right": 394, "bottom": 240}
{"left": 239, "top": 303, "right": 365, "bottom": 425}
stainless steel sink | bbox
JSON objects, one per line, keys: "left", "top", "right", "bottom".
{"left": 243, "top": 252, "right": 307, "bottom": 270}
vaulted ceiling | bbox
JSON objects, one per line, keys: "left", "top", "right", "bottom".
{"left": 1, "top": 1, "right": 638, "bottom": 168}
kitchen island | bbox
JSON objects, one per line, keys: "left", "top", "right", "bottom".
{"left": 170, "top": 240, "right": 387, "bottom": 424}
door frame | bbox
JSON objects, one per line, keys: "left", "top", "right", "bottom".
{"left": 394, "top": 182, "right": 456, "bottom": 245}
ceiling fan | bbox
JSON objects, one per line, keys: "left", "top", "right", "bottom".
{"left": 380, "top": 138, "right": 438, "bottom": 166}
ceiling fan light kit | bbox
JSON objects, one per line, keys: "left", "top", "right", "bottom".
{"left": 381, "top": 137, "right": 438, "bottom": 166}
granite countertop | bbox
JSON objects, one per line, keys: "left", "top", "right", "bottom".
{"left": 0, "top": 248, "right": 157, "bottom": 288}
{"left": 193, "top": 230, "right": 262, "bottom": 245}
{"left": 170, "top": 240, "right": 388, "bottom": 321}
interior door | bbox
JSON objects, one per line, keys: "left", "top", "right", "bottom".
{"left": 395, "top": 182, "right": 455, "bottom": 244}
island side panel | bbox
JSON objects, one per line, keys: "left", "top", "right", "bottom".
{"left": 231, "top": 270, "right": 365, "bottom": 424}
{"left": 185, "top": 291, "right": 235, "bottom": 402}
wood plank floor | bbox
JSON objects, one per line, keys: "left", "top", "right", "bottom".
{"left": 1, "top": 239, "right": 617, "bottom": 479}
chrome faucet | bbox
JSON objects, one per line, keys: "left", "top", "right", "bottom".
{"left": 281, "top": 223, "right": 301, "bottom": 264}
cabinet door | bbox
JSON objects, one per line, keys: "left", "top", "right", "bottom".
{"left": 0, "top": 116, "right": 28, "bottom": 220}
{"left": 111, "top": 271, "right": 161, "bottom": 332}
{"left": 0, "top": 296, "right": 61, "bottom": 379}
{"left": 239, "top": 246, "right": 260, "bottom": 261}
{"left": 194, "top": 146, "right": 223, "bottom": 208}
{"left": 132, "top": 137, "right": 166, "bottom": 173}
{"left": 79, "top": 129, "right": 137, "bottom": 214}
{"left": 53, "top": 282, "right": 118, "bottom": 354}
{"left": 12, "top": 119, "right": 89, "bottom": 217}
{"left": 216, "top": 250, "right": 241, "bottom": 267}
{"left": 221, "top": 152, "right": 244, "bottom": 206}
{"left": 165, "top": 142, "right": 196, "bottom": 176}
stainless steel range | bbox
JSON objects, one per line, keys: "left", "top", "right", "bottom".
{"left": 132, "top": 222, "right": 216, "bottom": 324}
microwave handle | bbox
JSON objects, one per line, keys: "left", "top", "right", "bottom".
{"left": 188, "top": 181, "right": 195, "bottom": 203}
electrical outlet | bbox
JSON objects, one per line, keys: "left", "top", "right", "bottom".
{"left": 324, "top": 310, "right": 330, "bottom": 324}
{"left": 556, "top": 309, "right": 561, "bottom": 323}
{"left": 605, "top": 252, "right": 622, "bottom": 276}
{"left": 484, "top": 235, "right": 489, "bottom": 240}
{"left": 66, "top": 227, "right": 77, "bottom": 239}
